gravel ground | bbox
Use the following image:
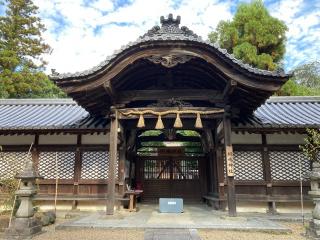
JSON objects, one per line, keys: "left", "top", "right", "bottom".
{"left": 199, "top": 223, "right": 307, "bottom": 240}
{"left": 31, "top": 221, "right": 307, "bottom": 240}
{"left": 33, "top": 222, "right": 145, "bottom": 240}
{"left": 33, "top": 229, "right": 145, "bottom": 240}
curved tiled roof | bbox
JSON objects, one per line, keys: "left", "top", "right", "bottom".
{"left": 50, "top": 14, "right": 290, "bottom": 81}
{"left": 234, "top": 96, "right": 320, "bottom": 129}
{"left": 0, "top": 96, "right": 319, "bottom": 132}
{"left": 0, "top": 99, "right": 107, "bottom": 131}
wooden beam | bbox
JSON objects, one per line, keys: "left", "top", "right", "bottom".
{"left": 223, "top": 115, "right": 237, "bottom": 217}
{"left": 223, "top": 80, "right": 237, "bottom": 100}
{"left": 216, "top": 119, "right": 224, "bottom": 141}
{"left": 138, "top": 135, "right": 201, "bottom": 143}
{"left": 107, "top": 108, "right": 119, "bottom": 215}
{"left": 117, "top": 89, "right": 223, "bottom": 103}
{"left": 103, "top": 81, "right": 117, "bottom": 103}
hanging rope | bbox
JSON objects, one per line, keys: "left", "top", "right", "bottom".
{"left": 173, "top": 113, "right": 183, "bottom": 128}
{"left": 137, "top": 114, "right": 145, "bottom": 128}
{"left": 155, "top": 115, "right": 164, "bottom": 129}
{"left": 119, "top": 108, "right": 224, "bottom": 116}
{"left": 119, "top": 108, "right": 224, "bottom": 129}
{"left": 195, "top": 112, "right": 203, "bottom": 128}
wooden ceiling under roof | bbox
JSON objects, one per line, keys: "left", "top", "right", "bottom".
{"left": 51, "top": 14, "right": 291, "bottom": 118}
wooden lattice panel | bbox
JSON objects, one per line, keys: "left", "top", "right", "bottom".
{"left": 0, "top": 152, "right": 30, "bottom": 179}
{"left": 234, "top": 151, "right": 264, "bottom": 180}
{"left": 270, "top": 151, "right": 311, "bottom": 181}
{"left": 39, "top": 152, "right": 75, "bottom": 179}
{"left": 173, "top": 159, "right": 199, "bottom": 180}
{"left": 143, "top": 159, "right": 199, "bottom": 180}
{"left": 81, "top": 151, "right": 118, "bottom": 179}
{"left": 144, "top": 159, "right": 163, "bottom": 179}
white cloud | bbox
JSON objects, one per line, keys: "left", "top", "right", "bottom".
{"left": 269, "top": 0, "right": 320, "bottom": 70}
{"left": 90, "top": 0, "right": 114, "bottom": 12}
{"left": 33, "top": 0, "right": 319, "bottom": 74}
{"left": 34, "top": 0, "right": 233, "bottom": 74}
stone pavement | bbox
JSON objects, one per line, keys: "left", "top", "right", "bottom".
{"left": 144, "top": 229, "right": 201, "bottom": 240}
{"left": 56, "top": 204, "right": 293, "bottom": 233}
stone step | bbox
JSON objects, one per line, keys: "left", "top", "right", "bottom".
{"left": 144, "top": 228, "right": 201, "bottom": 240}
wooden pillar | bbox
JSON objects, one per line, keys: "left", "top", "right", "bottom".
{"left": 107, "top": 108, "right": 118, "bottom": 215}
{"left": 204, "top": 130, "right": 216, "bottom": 194}
{"left": 31, "top": 134, "right": 39, "bottom": 170}
{"left": 72, "top": 134, "right": 82, "bottom": 210}
{"left": 262, "top": 133, "right": 274, "bottom": 213}
{"left": 128, "top": 152, "right": 133, "bottom": 186}
{"left": 223, "top": 115, "right": 237, "bottom": 217}
{"left": 118, "top": 130, "right": 126, "bottom": 197}
{"left": 214, "top": 124, "right": 225, "bottom": 210}
{"left": 127, "top": 130, "right": 137, "bottom": 187}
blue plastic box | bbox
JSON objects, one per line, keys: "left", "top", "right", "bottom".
{"left": 159, "top": 198, "right": 183, "bottom": 213}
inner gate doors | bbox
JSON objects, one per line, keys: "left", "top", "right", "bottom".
{"left": 138, "top": 156, "right": 203, "bottom": 201}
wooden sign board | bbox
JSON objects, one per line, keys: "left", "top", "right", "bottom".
{"left": 226, "top": 146, "right": 234, "bottom": 177}
{"left": 158, "top": 147, "right": 185, "bottom": 156}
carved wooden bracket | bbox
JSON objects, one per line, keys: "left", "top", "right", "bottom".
{"left": 146, "top": 54, "right": 194, "bottom": 68}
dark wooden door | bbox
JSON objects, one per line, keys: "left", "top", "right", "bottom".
{"left": 139, "top": 156, "right": 202, "bottom": 201}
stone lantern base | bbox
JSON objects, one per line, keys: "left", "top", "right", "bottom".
{"left": 307, "top": 219, "right": 320, "bottom": 240}
{"left": 4, "top": 217, "right": 42, "bottom": 240}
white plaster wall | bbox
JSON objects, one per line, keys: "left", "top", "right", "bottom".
{"left": 82, "top": 133, "right": 109, "bottom": 145}
{"left": 39, "top": 134, "right": 77, "bottom": 145}
{"left": 0, "top": 135, "right": 34, "bottom": 145}
{"left": 266, "top": 133, "right": 307, "bottom": 145}
{"left": 231, "top": 132, "right": 262, "bottom": 144}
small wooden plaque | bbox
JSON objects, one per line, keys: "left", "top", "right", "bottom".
{"left": 226, "top": 146, "right": 234, "bottom": 177}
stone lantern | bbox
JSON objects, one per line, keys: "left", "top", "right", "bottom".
{"left": 307, "top": 162, "right": 320, "bottom": 239}
{"left": 5, "top": 158, "right": 43, "bottom": 239}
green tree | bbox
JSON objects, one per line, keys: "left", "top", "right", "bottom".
{"left": 0, "top": 0, "right": 64, "bottom": 98}
{"left": 292, "top": 61, "right": 320, "bottom": 89}
{"left": 278, "top": 61, "right": 320, "bottom": 96}
{"left": 209, "top": 0, "right": 287, "bottom": 71}
{"left": 300, "top": 128, "right": 320, "bottom": 163}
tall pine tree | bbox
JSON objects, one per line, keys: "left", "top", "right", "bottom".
{"left": 209, "top": 0, "right": 287, "bottom": 71}
{"left": 0, "top": 0, "right": 64, "bottom": 98}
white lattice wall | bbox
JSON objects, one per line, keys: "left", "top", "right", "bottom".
{"left": 270, "top": 151, "right": 311, "bottom": 181}
{"left": 233, "top": 151, "right": 264, "bottom": 180}
{"left": 223, "top": 150, "right": 264, "bottom": 180}
{"left": 80, "top": 151, "right": 118, "bottom": 179}
{"left": 38, "top": 152, "right": 75, "bottom": 179}
{"left": 0, "top": 152, "right": 31, "bottom": 179}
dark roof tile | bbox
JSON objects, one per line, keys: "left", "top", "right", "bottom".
{"left": 0, "top": 99, "right": 107, "bottom": 131}
{"left": 234, "top": 96, "right": 320, "bottom": 129}
{"left": 0, "top": 97, "right": 319, "bottom": 131}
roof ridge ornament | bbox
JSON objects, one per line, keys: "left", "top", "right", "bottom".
{"left": 160, "top": 13, "right": 181, "bottom": 27}
{"left": 141, "top": 13, "right": 199, "bottom": 39}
